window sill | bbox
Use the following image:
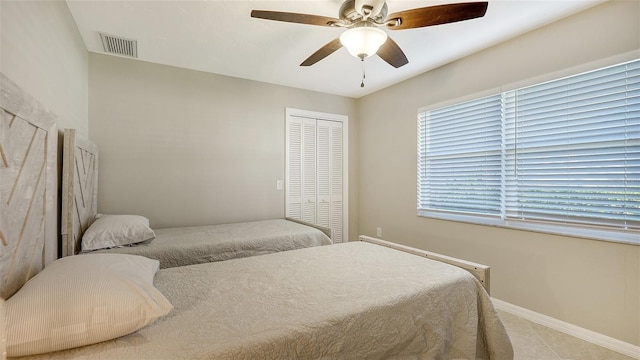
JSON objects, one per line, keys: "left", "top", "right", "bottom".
{"left": 417, "top": 210, "right": 639, "bottom": 246}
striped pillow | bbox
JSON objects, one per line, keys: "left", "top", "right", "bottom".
{"left": 5, "top": 254, "right": 172, "bottom": 357}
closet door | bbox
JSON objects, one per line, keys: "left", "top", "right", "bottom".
{"left": 317, "top": 120, "right": 343, "bottom": 243}
{"left": 316, "top": 122, "right": 330, "bottom": 228}
{"left": 301, "top": 119, "right": 317, "bottom": 223}
{"left": 286, "top": 116, "right": 316, "bottom": 223}
{"left": 286, "top": 109, "right": 347, "bottom": 243}
{"left": 329, "top": 121, "right": 343, "bottom": 243}
{"left": 286, "top": 117, "right": 303, "bottom": 219}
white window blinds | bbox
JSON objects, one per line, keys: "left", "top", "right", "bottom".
{"left": 418, "top": 59, "right": 640, "bottom": 240}
{"left": 504, "top": 60, "right": 639, "bottom": 230}
{"left": 417, "top": 95, "right": 503, "bottom": 216}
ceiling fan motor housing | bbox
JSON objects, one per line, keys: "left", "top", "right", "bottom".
{"left": 339, "top": 0, "right": 388, "bottom": 25}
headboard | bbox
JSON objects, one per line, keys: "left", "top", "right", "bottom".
{"left": 0, "top": 74, "right": 58, "bottom": 299}
{"left": 61, "top": 129, "right": 98, "bottom": 257}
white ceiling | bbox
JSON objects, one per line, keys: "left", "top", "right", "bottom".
{"left": 66, "top": 0, "right": 605, "bottom": 98}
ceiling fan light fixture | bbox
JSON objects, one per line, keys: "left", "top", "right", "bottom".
{"left": 339, "top": 26, "right": 387, "bottom": 59}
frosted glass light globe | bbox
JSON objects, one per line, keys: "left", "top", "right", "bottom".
{"left": 339, "top": 26, "right": 388, "bottom": 59}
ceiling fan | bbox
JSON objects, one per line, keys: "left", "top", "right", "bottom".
{"left": 251, "top": 0, "right": 489, "bottom": 69}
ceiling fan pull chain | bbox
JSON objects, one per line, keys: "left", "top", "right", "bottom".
{"left": 361, "top": 58, "right": 366, "bottom": 88}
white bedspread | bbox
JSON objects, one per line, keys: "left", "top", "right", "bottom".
{"left": 16, "top": 242, "right": 513, "bottom": 359}
{"left": 91, "top": 219, "right": 332, "bottom": 268}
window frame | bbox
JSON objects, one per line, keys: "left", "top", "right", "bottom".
{"left": 417, "top": 58, "right": 640, "bottom": 245}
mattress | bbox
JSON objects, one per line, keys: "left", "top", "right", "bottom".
{"left": 91, "top": 219, "right": 332, "bottom": 268}
{"left": 18, "top": 242, "right": 513, "bottom": 359}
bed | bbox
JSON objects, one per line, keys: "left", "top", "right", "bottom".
{"left": 0, "top": 73, "right": 513, "bottom": 359}
{"left": 7, "top": 239, "right": 513, "bottom": 360}
{"left": 89, "top": 218, "right": 332, "bottom": 269}
{"left": 60, "top": 128, "right": 332, "bottom": 267}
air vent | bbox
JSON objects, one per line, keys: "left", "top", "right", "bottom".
{"left": 99, "top": 32, "right": 137, "bottom": 58}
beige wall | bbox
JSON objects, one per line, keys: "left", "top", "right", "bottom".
{"left": 1, "top": 0, "right": 88, "bottom": 260}
{"left": 0, "top": 0, "right": 88, "bottom": 135}
{"left": 357, "top": 0, "right": 639, "bottom": 346}
{"left": 89, "top": 54, "right": 359, "bottom": 241}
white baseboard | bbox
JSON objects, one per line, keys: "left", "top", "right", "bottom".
{"left": 492, "top": 298, "right": 640, "bottom": 359}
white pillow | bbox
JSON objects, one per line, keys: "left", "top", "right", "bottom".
{"left": 82, "top": 214, "right": 156, "bottom": 251}
{"left": 6, "top": 254, "right": 173, "bottom": 357}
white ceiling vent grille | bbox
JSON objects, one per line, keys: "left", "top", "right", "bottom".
{"left": 99, "top": 32, "right": 137, "bottom": 58}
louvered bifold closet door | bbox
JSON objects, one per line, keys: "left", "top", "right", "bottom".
{"left": 329, "top": 121, "right": 343, "bottom": 243}
{"left": 316, "top": 120, "right": 343, "bottom": 243}
{"left": 286, "top": 112, "right": 345, "bottom": 242}
{"left": 302, "top": 119, "right": 317, "bottom": 223}
{"left": 286, "top": 117, "right": 303, "bottom": 219}
{"left": 286, "top": 116, "right": 318, "bottom": 223}
{"left": 317, "top": 122, "right": 331, "bottom": 229}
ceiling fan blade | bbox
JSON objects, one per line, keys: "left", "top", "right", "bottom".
{"left": 386, "top": 2, "right": 488, "bottom": 30}
{"left": 251, "top": 10, "right": 342, "bottom": 27}
{"left": 377, "top": 37, "right": 408, "bottom": 68}
{"left": 300, "top": 38, "right": 343, "bottom": 66}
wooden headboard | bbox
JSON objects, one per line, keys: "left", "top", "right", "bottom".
{"left": 0, "top": 74, "right": 58, "bottom": 299}
{"left": 61, "top": 129, "right": 98, "bottom": 257}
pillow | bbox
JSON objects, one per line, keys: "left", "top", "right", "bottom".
{"left": 6, "top": 254, "right": 173, "bottom": 357}
{"left": 82, "top": 214, "right": 156, "bottom": 251}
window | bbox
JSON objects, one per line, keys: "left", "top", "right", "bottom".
{"left": 417, "top": 59, "right": 640, "bottom": 244}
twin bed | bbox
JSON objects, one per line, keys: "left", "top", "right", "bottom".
{"left": 0, "top": 73, "right": 513, "bottom": 359}
{"left": 60, "top": 127, "right": 333, "bottom": 268}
